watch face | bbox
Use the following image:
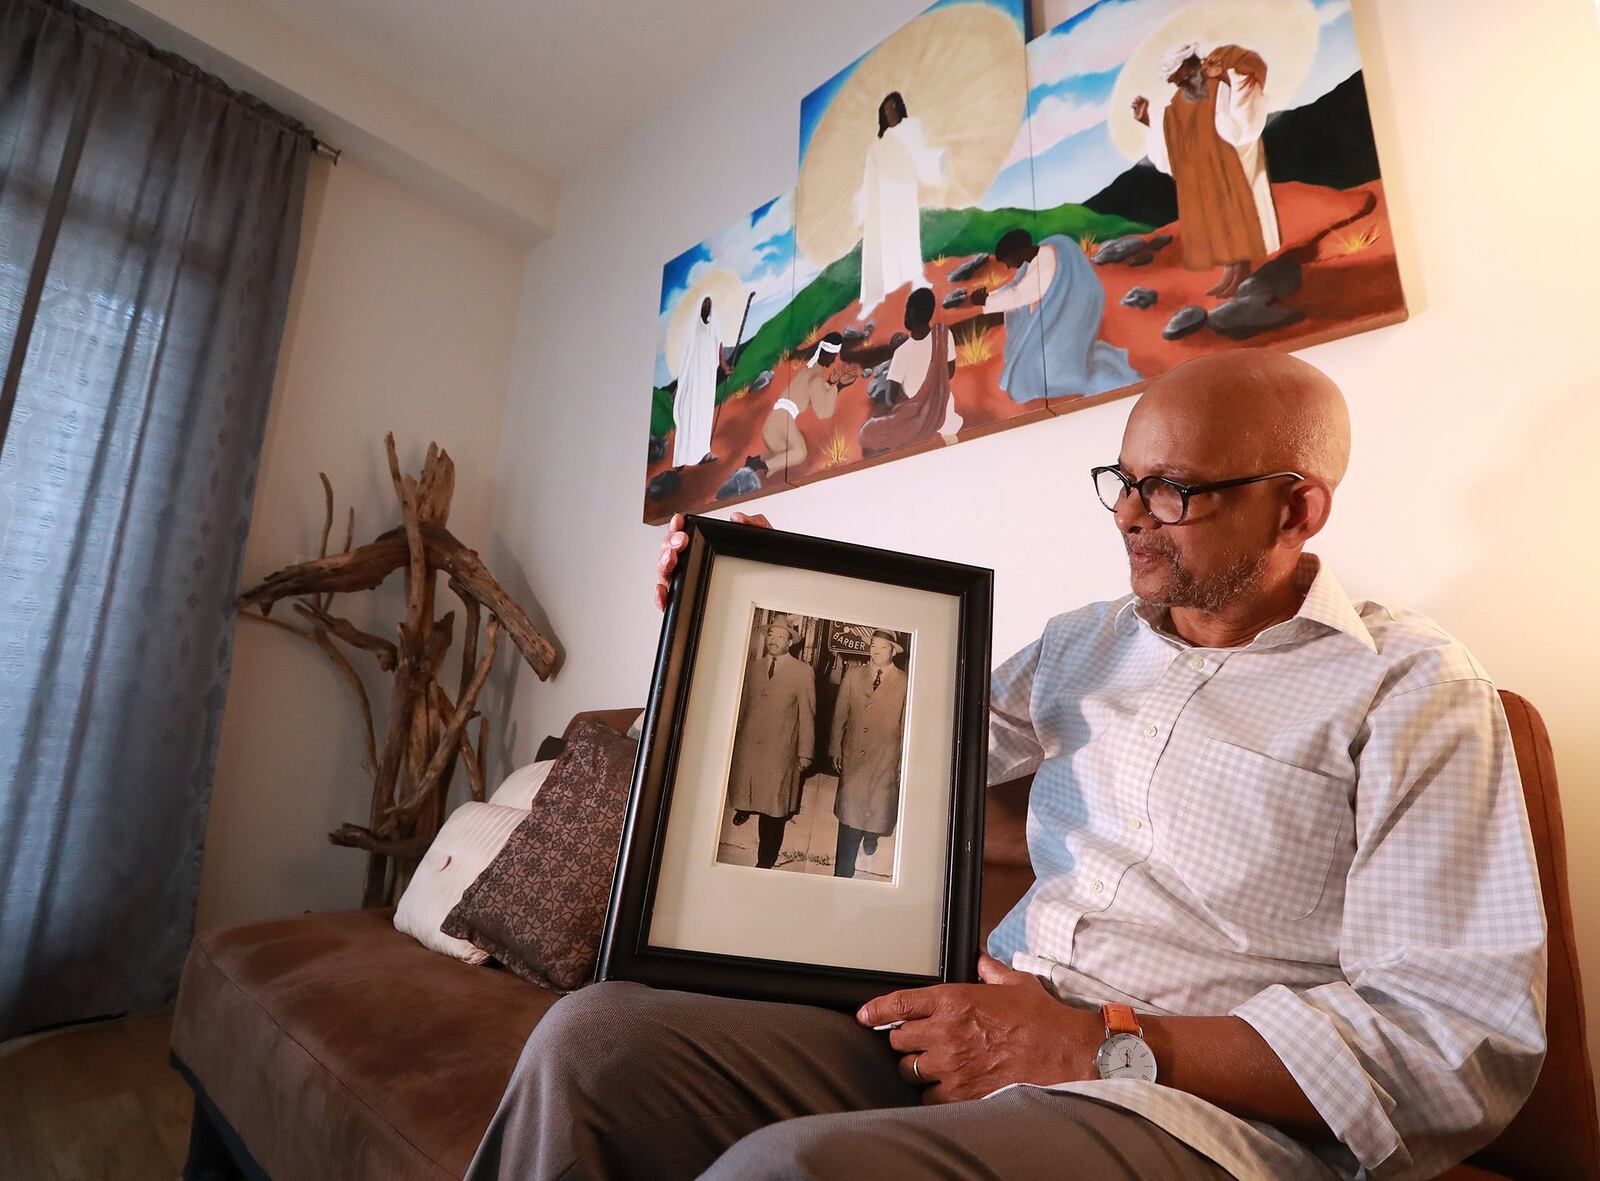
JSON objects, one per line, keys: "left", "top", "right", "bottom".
{"left": 1095, "top": 1032, "right": 1158, "bottom": 1082}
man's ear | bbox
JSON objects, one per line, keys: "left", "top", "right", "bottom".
{"left": 1280, "top": 478, "right": 1333, "bottom": 546}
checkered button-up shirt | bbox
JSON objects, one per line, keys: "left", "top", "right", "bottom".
{"left": 983, "top": 556, "right": 1547, "bottom": 1180}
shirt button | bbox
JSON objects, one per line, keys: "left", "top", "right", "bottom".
{"left": 1127, "top": 817, "right": 1143, "bottom": 830}
{"left": 1142, "top": 724, "right": 1158, "bottom": 738}
{"left": 1090, "top": 879, "right": 1105, "bottom": 894}
{"left": 1188, "top": 655, "right": 1205, "bottom": 671}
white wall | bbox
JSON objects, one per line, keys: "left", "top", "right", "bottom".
{"left": 196, "top": 155, "right": 524, "bottom": 931}
{"left": 492, "top": 0, "right": 1600, "bottom": 1067}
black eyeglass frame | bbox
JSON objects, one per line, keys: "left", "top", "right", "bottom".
{"left": 1089, "top": 465, "right": 1305, "bottom": 525}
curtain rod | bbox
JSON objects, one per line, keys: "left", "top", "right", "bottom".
{"left": 312, "top": 138, "right": 342, "bottom": 165}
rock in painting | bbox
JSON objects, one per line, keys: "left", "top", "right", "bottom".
{"left": 1235, "top": 255, "right": 1303, "bottom": 303}
{"left": 1163, "top": 304, "right": 1208, "bottom": 339}
{"left": 715, "top": 455, "right": 769, "bottom": 500}
{"left": 1207, "top": 295, "right": 1306, "bottom": 340}
{"left": 948, "top": 253, "right": 990, "bottom": 282}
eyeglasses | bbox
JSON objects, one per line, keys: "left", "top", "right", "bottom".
{"left": 1090, "top": 465, "right": 1304, "bottom": 525}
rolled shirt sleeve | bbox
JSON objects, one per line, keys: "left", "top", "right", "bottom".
{"left": 988, "top": 636, "right": 1047, "bottom": 788}
{"left": 1233, "top": 677, "right": 1547, "bottom": 1178}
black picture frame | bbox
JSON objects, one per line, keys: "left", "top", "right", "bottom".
{"left": 597, "top": 515, "right": 992, "bottom": 1011}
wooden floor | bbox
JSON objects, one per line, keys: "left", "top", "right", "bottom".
{"left": 0, "top": 1011, "right": 193, "bottom": 1181}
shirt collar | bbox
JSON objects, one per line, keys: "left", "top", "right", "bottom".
{"left": 1114, "top": 554, "right": 1376, "bottom": 653}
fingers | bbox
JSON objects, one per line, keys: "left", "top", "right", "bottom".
{"left": 731, "top": 511, "right": 772, "bottom": 530}
{"left": 886, "top": 1016, "right": 936, "bottom": 1054}
{"left": 656, "top": 514, "right": 689, "bottom": 612}
{"left": 856, "top": 985, "right": 943, "bottom": 1028}
{"left": 976, "top": 952, "right": 1028, "bottom": 986}
{"left": 897, "top": 1051, "right": 936, "bottom": 1088}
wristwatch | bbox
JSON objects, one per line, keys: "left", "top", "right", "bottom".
{"left": 1094, "top": 1003, "right": 1158, "bottom": 1082}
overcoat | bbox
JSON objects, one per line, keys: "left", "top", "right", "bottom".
{"left": 727, "top": 651, "right": 815, "bottom": 817}
{"left": 830, "top": 661, "right": 907, "bottom": 834}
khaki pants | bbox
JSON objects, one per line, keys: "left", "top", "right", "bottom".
{"left": 464, "top": 981, "right": 1235, "bottom": 1181}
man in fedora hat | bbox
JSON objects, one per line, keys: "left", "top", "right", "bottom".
{"left": 830, "top": 629, "right": 909, "bottom": 878}
{"left": 727, "top": 616, "right": 816, "bottom": 869}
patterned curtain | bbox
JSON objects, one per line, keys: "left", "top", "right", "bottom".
{"left": 0, "top": 0, "right": 310, "bottom": 1039}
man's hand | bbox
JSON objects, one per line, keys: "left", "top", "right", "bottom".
{"left": 857, "top": 954, "right": 1101, "bottom": 1104}
{"left": 1132, "top": 95, "right": 1150, "bottom": 126}
{"left": 797, "top": 756, "right": 813, "bottom": 775}
{"left": 655, "top": 511, "right": 772, "bottom": 612}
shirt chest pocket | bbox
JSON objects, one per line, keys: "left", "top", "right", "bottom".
{"left": 1156, "top": 737, "right": 1348, "bottom": 923}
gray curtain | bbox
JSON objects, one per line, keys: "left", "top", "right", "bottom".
{"left": 0, "top": 0, "right": 310, "bottom": 1039}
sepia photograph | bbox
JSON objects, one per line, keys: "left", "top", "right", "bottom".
{"left": 716, "top": 606, "right": 913, "bottom": 883}
{"left": 601, "top": 515, "right": 989, "bottom": 1005}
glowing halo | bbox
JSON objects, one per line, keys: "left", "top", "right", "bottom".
{"left": 665, "top": 268, "right": 748, "bottom": 381}
{"left": 795, "top": 3, "right": 1027, "bottom": 268}
{"left": 1107, "top": 0, "right": 1319, "bottom": 162}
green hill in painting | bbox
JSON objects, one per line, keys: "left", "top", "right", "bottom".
{"left": 650, "top": 202, "right": 1152, "bottom": 438}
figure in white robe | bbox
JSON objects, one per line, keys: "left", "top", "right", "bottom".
{"left": 671, "top": 297, "right": 726, "bottom": 467}
{"left": 855, "top": 92, "right": 943, "bottom": 316}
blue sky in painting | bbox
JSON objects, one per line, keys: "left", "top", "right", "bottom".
{"left": 798, "top": 0, "right": 1027, "bottom": 165}
{"left": 654, "top": 194, "right": 816, "bottom": 388}
{"left": 985, "top": 0, "right": 1359, "bottom": 212}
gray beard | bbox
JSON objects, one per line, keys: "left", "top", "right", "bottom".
{"left": 1133, "top": 548, "right": 1270, "bottom": 614}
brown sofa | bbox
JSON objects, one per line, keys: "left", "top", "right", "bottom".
{"left": 171, "top": 694, "right": 1599, "bottom": 1181}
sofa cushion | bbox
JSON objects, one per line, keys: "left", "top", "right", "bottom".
{"left": 394, "top": 802, "right": 530, "bottom": 962}
{"left": 170, "top": 907, "right": 559, "bottom": 1181}
{"left": 487, "top": 759, "right": 557, "bottom": 810}
{"left": 442, "top": 718, "right": 637, "bottom": 992}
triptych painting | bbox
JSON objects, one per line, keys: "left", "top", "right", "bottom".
{"left": 644, "top": 0, "right": 1403, "bottom": 523}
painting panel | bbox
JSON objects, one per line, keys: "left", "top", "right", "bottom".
{"left": 785, "top": 0, "right": 1055, "bottom": 491}
{"left": 644, "top": 195, "right": 799, "bottom": 524}
{"left": 1024, "top": 0, "right": 1406, "bottom": 416}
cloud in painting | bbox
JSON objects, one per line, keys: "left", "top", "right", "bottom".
{"left": 1028, "top": 0, "right": 1192, "bottom": 89}
{"left": 655, "top": 193, "right": 812, "bottom": 387}
{"left": 1003, "top": 92, "right": 1108, "bottom": 168}
{"left": 1316, "top": 0, "right": 1350, "bottom": 24}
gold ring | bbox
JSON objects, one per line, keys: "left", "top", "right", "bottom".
{"left": 912, "top": 1054, "right": 924, "bottom": 1084}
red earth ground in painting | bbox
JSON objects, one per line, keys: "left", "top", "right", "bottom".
{"left": 643, "top": 179, "right": 1403, "bottom": 524}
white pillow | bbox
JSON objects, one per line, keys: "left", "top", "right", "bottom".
{"left": 488, "top": 759, "right": 557, "bottom": 809}
{"left": 394, "top": 802, "right": 527, "bottom": 963}
{"left": 626, "top": 710, "right": 646, "bottom": 741}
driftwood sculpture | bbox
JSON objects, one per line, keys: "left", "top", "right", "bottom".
{"left": 238, "top": 435, "right": 557, "bottom": 907}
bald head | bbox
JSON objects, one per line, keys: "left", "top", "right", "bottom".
{"left": 1129, "top": 350, "right": 1350, "bottom": 489}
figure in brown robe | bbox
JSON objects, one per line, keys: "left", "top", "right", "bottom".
{"left": 1134, "top": 47, "right": 1268, "bottom": 297}
{"left": 859, "top": 287, "right": 957, "bottom": 459}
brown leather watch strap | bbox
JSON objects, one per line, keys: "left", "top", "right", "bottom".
{"left": 1102, "top": 1003, "right": 1141, "bottom": 1036}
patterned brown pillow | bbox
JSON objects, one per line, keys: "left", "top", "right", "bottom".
{"left": 442, "top": 718, "right": 637, "bottom": 992}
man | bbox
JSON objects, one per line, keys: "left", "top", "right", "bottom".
{"left": 671, "top": 295, "right": 731, "bottom": 468}
{"left": 859, "top": 287, "right": 960, "bottom": 457}
{"left": 1134, "top": 44, "right": 1280, "bottom": 298}
{"left": 972, "top": 228, "right": 1140, "bottom": 402}
{"left": 829, "top": 630, "right": 908, "bottom": 878}
{"left": 726, "top": 617, "right": 816, "bottom": 870}
{"left": 474, "top": 351, "right": 1546, "bottom": 1181}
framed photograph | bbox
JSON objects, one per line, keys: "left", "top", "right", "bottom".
{"left": 598, "top": 516, "right": 992, "bottom": 1010}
